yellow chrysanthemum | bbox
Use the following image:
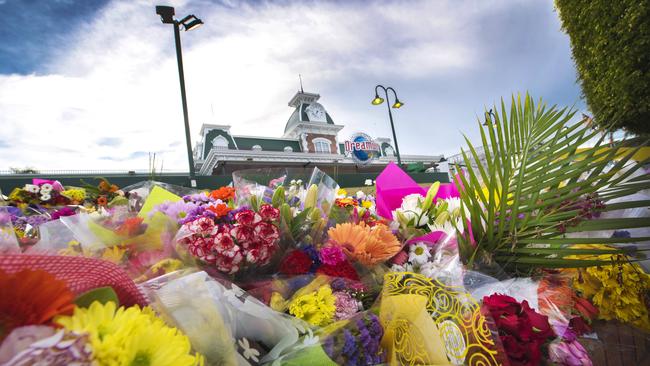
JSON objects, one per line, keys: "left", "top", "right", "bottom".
{"left": 566, "top": 245, "right": 650, "bottom": 331}
{"left": 56, "top": 301, "right": 201, "bottom": 366}
{"left": 101, "top": 246, "right": 127, "bottom": 264}
{"left": 288, "top": 285, "right": 336, "bottom": 326}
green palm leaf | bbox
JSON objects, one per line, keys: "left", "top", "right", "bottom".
{"left": 455, "top": 93, "right": 650, "bottom": 272}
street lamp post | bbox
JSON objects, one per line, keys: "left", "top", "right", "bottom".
{"left": 372, "top": 85, "right": 404, "bottom": 166}
{"left": 155, "top": 5, "right": 203, "bottom": 187}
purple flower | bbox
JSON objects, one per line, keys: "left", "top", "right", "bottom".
{"left": 319, "top": 245, "right": 346, "bottom": 266}
{"left": 549, "top": 340, "right": 592, "bottom": 366}
{"left": 341, "top": 329, "right": 357, "bottom": 358}
{"left": 182, "top": 192, "right": 212, "bottom": 203}
{"left": 331, "top": 278, "right": 346, "bottom": 291}
{"left": 303, "top": 245, "right": 321, "bottom": 271}
{"left": 334, "top": 292, "right": 360, "bottom": 320}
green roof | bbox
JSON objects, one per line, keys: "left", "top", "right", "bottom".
{"left": 233, "top": 137, "right": 302, "bottom": 152}
{"left": 203, "top": 129, "right": 237, "bottom": 158}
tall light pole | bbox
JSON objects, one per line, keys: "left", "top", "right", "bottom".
{"left": 155, "top": 5, "right": 203, "bottom": 187}
{"left": 372, "top": 85, "right": 404, "bottom": 165}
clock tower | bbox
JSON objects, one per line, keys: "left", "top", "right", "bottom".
{"left": 282, "top": 91, "right": 344, "bottom": 154}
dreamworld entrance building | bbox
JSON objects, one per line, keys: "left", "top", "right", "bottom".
{"left": 193, "top": 90, "right": 445, "bottom": 177}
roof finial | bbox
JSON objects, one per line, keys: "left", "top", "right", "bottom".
{"left": 299, "top": 74, "right": 304, "bottom": 93}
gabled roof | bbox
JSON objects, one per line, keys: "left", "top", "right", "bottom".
{"left": 284, "top": 103, "right": 335, "bottom": 133}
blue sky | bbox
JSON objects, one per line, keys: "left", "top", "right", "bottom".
{"left": 0, "top": 0, "right": 585, "bottom": 171}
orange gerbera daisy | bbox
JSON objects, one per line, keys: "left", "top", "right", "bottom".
{"left": 210, "top": 186, "right": 235, "bottom": 201}
{"left": 0, "top": 269, "right": 75, "bottom": 341}
{"left": 327, "top": 222, "right": 402, "bottom": 266}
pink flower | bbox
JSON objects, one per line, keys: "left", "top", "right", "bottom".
{"left": 254, "top": 221, "right": 280, "bottom": 241}
{"left": 230, "top": 225, "right": 255, "bottom": 244}
{"left": 188, "top": 217, "right": 215, "bottom": 235}
{"left": 186, "top": 237, "right": 216, "bottom": 264}
{"left": 319, "top": 245, "right": 346, "bottom": 266}
{"left": 235, "top": 210, "right": 261, "bottom": 226}
{"left": 549, "top": 340, "right": 592, "bottom": 366}
{"left": 259, "top": 204, "right": 280, "bottom": 221}
{"left": 333, "top": 291, "right": 361, "bottom": 320}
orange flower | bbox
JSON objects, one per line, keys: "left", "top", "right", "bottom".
{"left": 0, "top": 269, "right": 75, "bottom": 341}
{"left": 109, "top": 184, "right": 119, "bottom": 193}
{"left": 207, "top": 203, "right": 232, "bottom": 217}
{"left": 116, "top": 217, "right": 145, "bottom": 236}
{"left": 327, "top": 222, "right": 402, "bottom": 266}
{"left": 210, "top": 186, "right": 235, "bottom": 201}
{"left": 98, "top": 180, "right": 110, "bottom": 192}
{"left": 335, "top": 198, "right": 358, "bottom": 208}
{"left": 97, "top": 196, "right": 108, "bottom": 206}
{"left": 538, "top": 275, "right": 576, "bottom": 315}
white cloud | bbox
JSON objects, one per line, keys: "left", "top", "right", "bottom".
{"left": 0, "top": 0, "right": 580, "bottom": 171}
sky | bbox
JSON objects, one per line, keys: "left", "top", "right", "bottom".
{"left": 0, "top": 0, "right": 585, "bottom": 172}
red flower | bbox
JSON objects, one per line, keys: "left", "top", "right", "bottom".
{"left": 279, "top": 250, "right": 313, "bottom": 275}
{"left": 230, "top": 225, "right": 255, "bottom": 244}
{"left": 316, "top": 260, "right": 360, "bottom": 281}
{"left": 483, "top": 293, "right": 521, "bottom": 318}
{"left": 213, "top": 233, "right": 236, "bottom": 253}
{"left": 521, "top": 300, "right": 554, "bottom": 340}
{"left": 254, "top": 221, "right": 280, "bottom": 241}
{"left": 115, "top": 217, "right": 145, "bottom": 236}
{"left": 574, "top": 297, "right": 599, "bottom": 320}
{"left": 496, "top": 314, "right": 520, "bottom": 335}
{"left": 389, "top": 250, "right": 409, "bottom": 266}
{"left": 501, "top": 335, "right": 526, "bottom": 359}
{"left": 235, "top": 210, "right": 260, "bottom": 226}
{"left": 214, "top": 247, "right": 243, "bottom": 274}
{"left": 569, "top": 316, "right": 592, "bottom": 336}
{"left": 0, "top": 269, "right": 75, "bottom": 341}
{"left": 188, "top": 217, "right": 215, "bottom": 235}
{"left": 259, "top": 204, "right": 280, "bottom": 221}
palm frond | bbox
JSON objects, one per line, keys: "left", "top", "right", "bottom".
{"left": 456, "top": 93, "right": 650, "bottom": 272}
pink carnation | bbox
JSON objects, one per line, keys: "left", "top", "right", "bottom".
{"left": 235, "top": 209, "right": 260, "bottom": 226}
{"left": 259, "top": 204, "right": 280, "bottom": 221}
{"left": 319, "top": 245, "right": 346, "bottom": 266}
{"left": 333, "top": 291, "right": 361, "bottom": 320}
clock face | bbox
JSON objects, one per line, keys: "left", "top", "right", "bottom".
{"left": 305, "top": 103, "right": 326, "bottom": 122}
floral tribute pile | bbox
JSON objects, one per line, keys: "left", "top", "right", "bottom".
{"left": 0, "top": 153, "right": 648, "bottom": 366}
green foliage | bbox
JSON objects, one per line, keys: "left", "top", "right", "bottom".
{"left": 456, "top": 93, "right": 650, "bottom": 273}
{"left": 555, "top": 0, "right": 650, "bottom": 135}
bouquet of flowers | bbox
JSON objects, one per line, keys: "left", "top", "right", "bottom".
{"left": 176, "top": 203, "right": 281, "bottom": 276}
{"left": 6, "top": 179, "right": 69, "bottom": 206}
{"left": 0, "top": 255, "right": 201, "bottom": 365}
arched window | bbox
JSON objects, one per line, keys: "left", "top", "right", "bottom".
{"left": 385, "top": 146, "right": 395, "bottom": 156}
{"left": 252, "top": 145, "right": 263, "bottom": 151}
{"left": 284, "top": 146, "right": 293, "bottom": 152}
{"left": 211, "top": 135, "right": 229, "bottom": 150}
{"left": 312, "top": 138, "right": 331, "bottom": 153}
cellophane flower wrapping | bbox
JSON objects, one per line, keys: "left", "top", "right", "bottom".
{"left": 140, "top": 269, "right": 312, "bottom": 365}
{"left": 0, "top": 207, "right": 19, "bottom": 254}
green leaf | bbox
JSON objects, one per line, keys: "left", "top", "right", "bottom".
{"left": 75, "top": 286, "right": 119, "bottom": 308}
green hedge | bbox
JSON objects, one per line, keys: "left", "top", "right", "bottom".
{"left": 555, "top": 0, "right": 649, "bottom": 135}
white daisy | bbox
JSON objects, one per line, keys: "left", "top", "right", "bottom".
{"left": 24, "top": 184, "right": 40, "bottom": 194}
{"left": 408, "top": 243, "right": 431, "bottom": 266}
{"left": 39, "top": 183, "right": 53, "bottom": 193}
{"left": 40, "top": 194, "right": 51, "bottom": 201}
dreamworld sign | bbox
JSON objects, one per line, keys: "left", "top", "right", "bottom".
{"left": 344, "top": 132, "right": 381, "bottom": 165}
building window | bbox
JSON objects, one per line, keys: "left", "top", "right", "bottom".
{"left": 252, "top": 145, "right": 262, "bottom": 151}
{"left": 211, "top": 135, "right": 229, "bottom": 150}
{"left": 313, "top": 138, "right": 331, "bottom": 153}
{"left": 284, "top": 146, "right": 293, "bottom": 152}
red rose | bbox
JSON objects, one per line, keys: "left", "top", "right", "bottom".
{"left": 316, "top": 260, "right": 360, "bottom": 281}
{"left": 235, "top": 209, "right": 260, "bottom": 226}
{"left": 279, "top": 250, "right": 313, "bottom": 275}
{"left": 496, "top": 314, "right": 520, "bottom": 335}
{"left": 569, "top": 316, "right": 592, "bottom": 336}
{"left": 259, "top": 204, "right": 280, "bottom": 221}
{"left": 255, "top": 221, "right": 280, "bottom": 241}
{"left": 501, "top": 335, "right": 526, "bottom": 359}
{"left": 230, "top": 225, "right": 255, "bottom": 244}
{"left": 483, "top": 294, "right": 521, "bottom": 318}
{"left": 521, "top": 300, "right": 554, "bottom": 340}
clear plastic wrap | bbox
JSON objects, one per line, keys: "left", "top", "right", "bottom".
{"left": 0, "top": 207, "right": 19, "bottom": 253}
{"left": 141, "top": 269, "right": 312, "bottom": 365}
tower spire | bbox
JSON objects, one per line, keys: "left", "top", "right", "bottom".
{"left": 299, "top": 74, "right": 304, "bottom": 93}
